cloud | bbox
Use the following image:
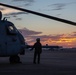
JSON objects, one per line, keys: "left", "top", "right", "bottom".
{"left": 51, "top": 3, "right": 66, "bottom": 10}
{"left": 70, "top": 32, "right": 76, "bottom": 36}
{"left": 18, "top": 28, "right": 76, "bottom": 48}
{"left": 4, "top": 11, "right": 28, "bottom": 16}
{"left": 0, "top": 6, "right": 5, "bottom": 11}
{"left": 2, "top": 8, "right": 28, "bottom": 19}
{"left": 2, "top": 9, "right": 28, "bottom": 20}
{"left": 12, "top": 0, "right": 34, "bottom": 2}
{"left": 49, "top": 2, "right": 76, "bottom": 11}
{"left": 1, "top": 7, "right": 20, "bottom": 15}
{"left": 0, "top": 0, "right": 34, "bottom": 16}
{"left": 0, "top": 0, "right": 35, "bottom": 20}
{"left": 0, "top": 0, "right": 35, "bottom": 19}
{"left": 18, "top": 28, "right": 42, "bottom": 44}
{"left": 19, "top": 28, "right": 42, "bottom": 36}
{"left": 12, "top": 0, "right": 35, "bottom": 6}
{"left": 15, "top": 18, "right": 22, "bottom": 20}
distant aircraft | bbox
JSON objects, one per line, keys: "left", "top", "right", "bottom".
{"left": 26, "top": 45, "right": 62, "bottom": 50}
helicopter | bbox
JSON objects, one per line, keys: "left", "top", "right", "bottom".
{"left": 0, "top": 11, "right": 26, "bottom": 63}
{"left": 0, "top": 3, "right": 76, "bottom": 64}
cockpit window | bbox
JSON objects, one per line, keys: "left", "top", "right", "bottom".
{"left": 6, "top": 25, "right": 17, "bottom": 35}
{"left": 9, "top": 26, "right": 14, "bottom": 31}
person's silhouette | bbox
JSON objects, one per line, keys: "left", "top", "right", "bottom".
{"left": 31, "top": 38, "right": 42, "bottom": 64}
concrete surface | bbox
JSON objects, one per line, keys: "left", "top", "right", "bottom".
{"left": 0, "top": 50, "right": 76, "bottom": 75}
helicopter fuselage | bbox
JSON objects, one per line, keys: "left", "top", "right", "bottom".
{"left": 0, "top": 18, "right": 25, "bottom": 57}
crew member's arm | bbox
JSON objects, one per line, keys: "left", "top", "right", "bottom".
{"left": 30, "top": 43, "right": 35, "bottom": 51}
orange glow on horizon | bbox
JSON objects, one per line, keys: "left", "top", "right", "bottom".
{"left": 41, "top": 37, "right": 76, "bottom": 48}
{"left": 27, "top": 37, "right": 76, "bottom": 48}
{"left": 30, "top": 38, "right": 76, "bottom": 47}
{"left": 26, "top": 36, "right": 76, "bottom": 48}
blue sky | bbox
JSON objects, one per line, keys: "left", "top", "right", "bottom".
{"left": 0, "top": 0, "right": 76, "bottom": 47}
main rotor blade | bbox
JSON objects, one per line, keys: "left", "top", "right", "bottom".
{"left": 0, "top": 3, "right": 76, "bottom": 26}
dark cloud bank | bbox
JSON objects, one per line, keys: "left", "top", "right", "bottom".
{"left": 18, "top": 28, "right": 76, "bottom": 45}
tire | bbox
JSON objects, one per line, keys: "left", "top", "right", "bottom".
{"left": 9, "top": 55, "right": 20, "bottom": 64}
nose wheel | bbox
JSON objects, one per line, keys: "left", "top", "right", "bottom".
{"left": 9, "top": 55, "right": 21, "bottom": 64}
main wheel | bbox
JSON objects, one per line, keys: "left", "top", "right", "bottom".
{"left": 9, "top": 55, "right": 21, "bottom": 64}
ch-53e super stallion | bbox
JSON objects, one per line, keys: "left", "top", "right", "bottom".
{"left": 0, "top": 3, "right": 75, "bottom": 64}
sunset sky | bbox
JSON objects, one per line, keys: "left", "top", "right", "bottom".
{"left": 0, "top": 0, "right": 76, "bottom": 48}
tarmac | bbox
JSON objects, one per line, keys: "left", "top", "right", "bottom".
{"left": 0, "top": 50, "right": 76, "bottom": 75}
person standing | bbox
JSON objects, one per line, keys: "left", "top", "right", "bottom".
{"left": 31, "top": 38, "right": 42, "bottom": 64}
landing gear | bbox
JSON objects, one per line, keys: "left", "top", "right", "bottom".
{"left": 9, "top": 55, "right": 22, "bottom": 64}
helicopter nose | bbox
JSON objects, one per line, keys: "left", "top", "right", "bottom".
{"left": 20, "top": 45, "right": 26, "bottom": 55}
